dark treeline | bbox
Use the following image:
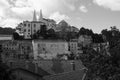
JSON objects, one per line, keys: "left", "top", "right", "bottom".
{"left": 0, "top": 27, "right": 15, "bottom": 35}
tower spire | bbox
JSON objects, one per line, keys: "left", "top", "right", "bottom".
{"left": 39, "top": 9, "right": 43, "bottom": 21}
{"left": 33, "top": 10, "right": 37, "bottom": 21}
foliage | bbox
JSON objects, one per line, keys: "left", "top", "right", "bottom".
{"left": 13, "top": 32, "right": 24, "bottom": 40}
{"left": 78, "top": 27, "right": 93, "bottom": 36}
{"left": 80, "top": 46, "right": 120, "bottom": 80}
{"left": 39, "top": 25, "right": 47, "bottom": 39}
{"left": 92, "top": 34, "right": 104, "bottom": 43}
{"left": 47, "top": 29, "right": 57, "bottom": 39}
{"left": 0, "top": 27, "right": 15, "bottom": 35}
{"left": 32, "top": 25, "right": 47, "bottom": 39}
{"left": 101, "top": 26, "right": 120, "bottom": 48}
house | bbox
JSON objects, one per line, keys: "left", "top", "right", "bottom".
{"left": 69, "top": 39, "right": 78, "bottom": 54}
{"left": 69, "top": 39, "right": 83, "bottom": 55}
{"left": 32, "top": 40, "right": 70, "bottom": 60}
{"left": 1, "top": 40, "right": 33, "bottom": 62}
{"left": 92, "top": 42, "right": 110, "bottom": 56}
{"left": 78, "top": 35, "right": 92, "bottom": 47}
{"left": 16, "top": 10, "right": 56, "bottom": 39}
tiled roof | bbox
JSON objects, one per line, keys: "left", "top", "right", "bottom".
{"left": 33, "top": 39, "right": 67, "bottom": 42}
{"left": 9, "top": 68, "right": 45, "bottom": 80}
{"left": 7, "top": 60, "right": 50, "bottom": 77}
{"left": 43, "top": 68, "right": 87, "bottom": 80}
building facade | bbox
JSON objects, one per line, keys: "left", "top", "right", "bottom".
{"left": 78, "top": 35, "right": 92, "bottom": 47}
{"left": 1, "top": 40, "right": 33, "bottom": 62}
{"left": 69, "top": 39, "right": 78, "bottom": 54}
{"left": 16, "top": 10, "right": 56, "bottom": 39}
{"left": 32, "top": 40, "right": 69, "bottom": 60}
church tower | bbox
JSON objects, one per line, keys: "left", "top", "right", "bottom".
{"left": 39, "top": 9, "right": 43, "bottom": 21}
{"left": 33, "top": 10, "right": 37, "bottom": 21}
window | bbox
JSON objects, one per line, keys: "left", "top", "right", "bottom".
{"left": 28, "top": 33, "right": 30, "bottom": 35}
{"left": 28, "top": 29, "right": 30, "bottom": 32}
{"left": 28, "top": 24, "right": 30, "bottom": 27}
{"left": 24, "top": 24, "right": 26, "bottom": 26}
{"left": 24, "top": 29, "right": 26, "bottom": 32}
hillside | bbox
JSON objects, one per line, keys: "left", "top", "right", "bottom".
{"left": 0, "top": 27, "right": 15, "bottom": 35}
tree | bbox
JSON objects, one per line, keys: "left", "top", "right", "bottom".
{"left": 78, "top": 27, "right": 93, "bottom": 36}
{"left": 13, "top": 32, "right": 24, "bottom": 40}
{"left": 47, "top": 29, "right": 56, "bottom": 39}
{"left": 39, "top": 25, "right": 47, "bottom": 39}
{"left": 13, "top": 32, "right": 20, "bottom": 40}
{"left": 101, "top": 29, "right": 113, "bottom": 42}
{"left": 32, "top": 25, "right": 48, "bottom": 39}
{"left": 92, "top": 34, "right": 104, "bottom": 43}
{"left": 80, "top": 46, "right": 120, "bottom": 80}
{"left": 101, "top": 27, "right": 120, "bottom": 48}
{"left": 0, "top": 27, "right": 15, "bottom": 35}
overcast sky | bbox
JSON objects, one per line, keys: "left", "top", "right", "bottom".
{"left": 0, "top": 0, "right": 120, "bottom": 33}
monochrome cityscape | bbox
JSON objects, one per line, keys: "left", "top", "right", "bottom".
{"left": 0, "top": 0, "right": 120, "bottom": 80}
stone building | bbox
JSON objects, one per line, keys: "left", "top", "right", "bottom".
{"left": 78, "top": 35, "right": 92, "bottom": 47}
{"left": 32, "top": 40, "right": 70, "bottom": 60}
{"left": 1, "top": 40, "right": 33, "bottom": 62}
{"left": 16, "top": 10, "right": 56, "bottom": 39}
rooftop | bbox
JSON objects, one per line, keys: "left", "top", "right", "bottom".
{"left": 44, "top": 68, "right": 87, "bottom": 80}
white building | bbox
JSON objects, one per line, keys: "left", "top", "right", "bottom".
{"left": 69, "top": 39, "right": 83, "bottom": 56}
{"left": 32, "top": 40, "right": 69, "bottom": 60}
{"left": 16, "top": 10, "right": 56, "bottom": 39}
{"left": 69, "top": 39, "right": 78, "bottom": 54}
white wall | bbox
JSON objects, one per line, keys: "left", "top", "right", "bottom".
{"left": 32, "top": 40, "right": 69, "bottom": 60}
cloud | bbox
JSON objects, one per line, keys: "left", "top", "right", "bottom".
{"left": 49, "top": 12, "right": 70, "bottom": 23}
{"left": 0, "top": 18, "right": 20, "bottom": 27}
{"left": 62, "top": 0, "right": 76, "bottom": 11}
{"left": 79, "top": 5, "right": 88, "bottom": 13}
{"left": 93, "top": 0, "right": 120, "bottom": 11}
{"left": 0, "top": 0, "right": 77, "bottom": 28}
{"left": 0, "top": 0, "right": 61, "bottom": 28}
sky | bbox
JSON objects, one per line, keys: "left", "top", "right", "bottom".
{"left": 0, "top": 0, "right": 120, "bottom": 33}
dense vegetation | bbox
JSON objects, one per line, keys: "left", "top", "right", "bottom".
{"left": 0, "top": 27, "right": 15, "bottom": 35}
{"left": 80, "top": 26, "right": 120, "bottom": 80}
{"left": 80, "top": 44, "right": 120, "bottom": 80}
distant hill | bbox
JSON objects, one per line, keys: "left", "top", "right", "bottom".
{"left": 0, "top": 27, "right": 15, "bottom": 35}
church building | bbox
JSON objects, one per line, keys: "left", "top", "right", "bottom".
{"left": 16, "top": 10, "right": 56, "bottom": 39}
